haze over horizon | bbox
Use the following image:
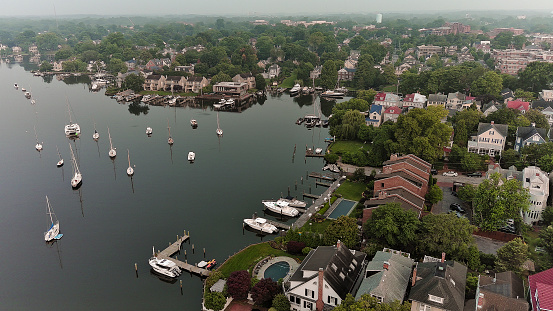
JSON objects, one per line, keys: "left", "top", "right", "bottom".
{"left": 2, "top": 0, "right": 553, "bottom": 17}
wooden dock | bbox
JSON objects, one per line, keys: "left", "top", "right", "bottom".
{"left": 158, "top": 234, "right": 189, "bottom": 257}
{"left": 316, "top": 181, "right": 332, "bottom": 187}
{"left": 305, "top": 148, "right": 325, "bottom": 157}
{"left": 309, "top": 172, "right": 338, "bottom": 181}
{"left": 264, "top": 219, "right": 290, "bottom": 230}
{"left": 302, "top": 192, "right": 319, "bottom": 199}
{"left": 154, "top": 232, "right": 212, "bottom": 278}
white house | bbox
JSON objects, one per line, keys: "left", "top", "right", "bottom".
{"left": 285, "top": 241, "right": 366, "bottom": 311}
{"left": 523, "top": 166, "right": 549, "bottom": 225}
{"left": 402, "top": 93, "right": 427, "bottom": 109}
{"left": 366, "top": 105, "right": 383, "bottom": 127}
{"left": 467, "top": 121, "right": 508, "bottom": 156}
{"left": 539, "top": 90, "right": 553, "bottom": 101}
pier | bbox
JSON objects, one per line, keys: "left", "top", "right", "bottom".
{"left": 315, "top": 181, "right": 332, "bottom": 187}
{"left": 154, "top": 232, "right": 212, "bottom": 278}
{"left": 302, "top": 192, "right": 319, "bottom": 199}
{"left": 264, "top": 219, "right": 290, "bottom": 230}
{"left": 308, "top": 172, "right": 338, "bottom": 181}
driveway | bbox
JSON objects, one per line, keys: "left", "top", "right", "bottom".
{"left": 473, "top": 235, "right": 505, "bottom": 255}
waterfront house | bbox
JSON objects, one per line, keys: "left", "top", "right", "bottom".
{"left": 470, "top": 272, "right": 528, "bottom": 311}
{"left": 184, "top": 76, "right": 209, "bottom": 93}
{"left": 427, "top": 93, "right": 447, "bottom": 107}
{"left": 52, "top": 61, "right": 64, "bottom": 72}
{"left": 28, "top": 45, "right": 39, "bottom": 54}
{"left": 213, "top": 82, "right": 248, "bottom": 97}
{"left": 143, "top": 75, "right": 166, "bottom": 91}
{"left": 262, "top": 64, "right": 281, "bottom": 79}
{"left": 285, "top": 241, "right": 366, "bottom": 311}
{"left": 164, "top": 76, "right": 187, "bottom": 92}
{"left": 373, "top": 92, "right": 401, "bottom": 107}
{"left": 529, "top": 268, "right": 553, "bottom": 311}
{"left": 382, "top": 106, "right": 402, "bottom": 123}
{"left": 507, "top": 99, "right": 530, "bottom": 113}
{"left": 11, "top": 46, "right": 22, "bottom": 54}
{"left": 232, "top": 73, "right": 256, "bottom": 89}
{"left": 337, "top": 68, "right": 355, "bottom": 81}
{"left": 355, "top": 250, "right": 414, "bottom": 303}
{"left": 408, "top": 259, "right": 467, "bottom": 311}
{"left": 402, "top": 93, "right": 427, "bottom": 109}
{"left": 514, "top": 123, "right": 548, "bottom": 152}
{"left": 366, "top": 105, "right": 383, "bottom": 127}
{"left": 467, "top": 121, "right": 508, "bottom": 156}
{"left": 310, "top": 66, "right": 322, "bottom": 79}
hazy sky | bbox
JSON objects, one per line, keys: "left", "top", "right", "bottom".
{"left": 2, "top": 0, "right": 553, "bottom": 16}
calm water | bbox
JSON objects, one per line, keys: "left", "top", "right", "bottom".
{"left": 0, "top": 62, "right": 342, "bottom": 310}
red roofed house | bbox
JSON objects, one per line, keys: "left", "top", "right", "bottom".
{"left": 529, "top": 267, "right": 553, "bottom": 311}
{"left": 507, "top": 99, "right": 530, "bottom": 114}
{"left": 382, "top": 106, "right": 402, "bottom": 123}
{"left": 373, "top": 92, "right": 387, "bottom": 106}
{"left": 402, "top": 93, "right": 427, "bottom": 109}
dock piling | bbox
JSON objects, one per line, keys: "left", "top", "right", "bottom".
{"left": 203, "top": 248, "right": 206, "bottom": 258}
{"left": 135, "top": 263, "right": 138, "bottom": 278}
{"left": 184, "top": 250, "right": 187, "bottom": 259}
{"left": 180, "top": 280, "right": 183, "bottom": 295}
{"left": 192, "top": 244, "right": 195, "bottom": 254}
{"left": 288, "top": 186, "right": 290, "bottom": 196}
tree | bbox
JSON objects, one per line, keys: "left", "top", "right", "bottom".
{"left": 517, "top": 62, "right": 553, "bottom": 94}
{"left": 286, "top": 241, "right": 306, "bottom": 254}
{"left": 107, "top": 58, "right": 127, "bottom": 74}
{"left": 320, "top": 60, "right": 337, "bottom": 90}
{"left": 539, "top": 225, "right": 553, "bottom": 256}
{"left": 211, "top": 72, "right": 232, "bottom": 85}
{"left": 324, "top": 216, "right": 358, "bottom": 248}
{"left": 473, "top": 173, "right": 530, "bottom": 231}
{"left": 340, "top": 110, "right": 366, "bottom": 140}
{"left": 226, "top": 270, "right": 251, "bottom": 300}
{"left": 356, "top": 89, "right": 377, "bottom": 104}
{"left": 39, "top": 61, "right": 53, "bottom": 72}
{"left": 496, "top": 238, "right": 528, "bottom": 272}
{"left": 272, "top": 294, "right": 291, "bottom": 311}
{"left": 458, "top": 184, "right": 476, "bottom": 202}
{"left": 204, "top": 292, "right": 226, "bottom": 311}
{"left": 543, "top": 206, "right": 553, "bottom": 226}
{"left": 524, "top": 109, "right": 550, "bottom": 131}
{"left": 36, "top": 32, "right": 62, "bottom": 51}
{"left": 471, "top": 71, "right": 502, "bottom": 98}
{"left": 333, "top": 294, "right": 411, "bottom": 311}
{"left": 251, "top": 278, "right": 280, "bottom": 307}
{"left": 418, "top": 213, "right": 476, "bottom": 261}
{"left": 425, "top": 184, "right": 443, "bottom": 205}
{"left": 255, "top": 74, "right": 266, "bottom": 90}
{"left": 364, "top": 203, "right": 419, "bottom": 249}
{"left": 123, "top": 74, "right": 145, "bottom": 93}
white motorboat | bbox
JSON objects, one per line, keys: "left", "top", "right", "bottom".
{"left": 243, "top": 217, "right": 278, "bottom": 234}
{"left": 188, "top": 151, "right": 195, "bottom": 162}
{"left": 30, "top": 98, "right": 36, "bottom": 105}
{"left": 44, "top": 196, "right": 62, "bottom": 242}
{"left": 107, "top": 127, "right": 116, "bottom": 158}
{"left": 56, "top": 146, "right": 64, "bottom": 167}
{"left": 149, "top": 247, "right": 181, "bottom": 278}
{"left": 216, "top": 111, "right": 223, "bottom": 136}
{"left": 34, "top": 126, "right": 43, "bottom": 151}
{"left": 213, "top": 98, "right": 226, "bottom": 109}
{"left": 69, "top": 144, "right": 82, "bottom": 189}
{"left": 190, "top": 119, "right": 198, "bottom": 128}
{"left": 146, "top": 127, "right": 153, "bottom": 135}
{"left": 320, "top": 90, "right": 345, "bottom": 98}
{"left": 64, "top": 101, "right": 81, "bottom": 137}
{"left": 21, "top": 87, "right": 26, "bottom": 92}
{"left": 126, "top": 149, "right": 134, "bottom": 176}
{"left": 289, "top": 84, "right": 301, "bottom": 96}
{"left": 25, "top": 91, "right": 31, "bottom": 99}
{"left": 262, "top": 199, "right": 300, "bottom": 217}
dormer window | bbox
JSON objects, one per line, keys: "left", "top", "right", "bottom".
{"left": 339, "top": 272, "right": 346, "bottom": 280}
{"left": 428, "top": 294, "right": 444, "bottom": 304}
{"left": 489, "top": 130, "right": 494, "bottom": 135}
{"left": 331, "top": 263, "right": 338, "bottom": 271}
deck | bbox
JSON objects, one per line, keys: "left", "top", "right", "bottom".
{"left": 154, "top": 232, "right": 212, "bottom": 277}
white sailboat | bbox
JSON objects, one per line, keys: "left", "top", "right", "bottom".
{"left": 167, "top": 121, "right": 174, "bottom": 145}
{"left": 187, "top": 151, "right": 195, "bottom": 162}
{"left": 146, "top": 127, "right": 153, "bottom": 135}
{"left": 64, "top": 100, "right": 81, "bottom": 137}
{"left": 126, "top": 149, "right": 134, "bottom": 176}
{"left": 34, "top": 126, "right": 43, "bottom": 151}
{"left": 216, "top": 111, "right": 223, "bottom": 136}
{"left": 107, "top": 127, "right": 116, "bottom": 158}
{"left": 44, "top": 196, "right": 62, "bottom": 242}
{"left": 92, "top": 123, "right": 99, "bottom": 140}
{"left": 56, "top": 146, "right": 64, "bottom": 167}
{"left": 69, "top": 143, "right": 82, "bottom": 189}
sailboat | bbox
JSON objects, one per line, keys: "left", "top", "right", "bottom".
{"left": 44, "top": 196, "right": 63, "bottom": 242}
{"left": 107, "top": 127, "right": 116, "bottom": 158}
{"left": 126, "top": 149, "right": 134, "bottom": 176}
{"left": 92, "top": 123, "right": 99, "bottom": 140}
{"left": 56, "top": 146, "right": 64, "bottom": 167}
{"left": 167, "top": 121, "right": 174, "bottom": 145}
{"left": 146, "top": 127, "right": 153, "bottom": 136}
{"left": 69, "top": 143, "right": 82, "bottom": 189}
{"left": 34, "top": 126, "right": 43, "bottom": 151}
{"left": 216, "top": 111, "right": 223, "bottom": 136}
{"left": 64, "top": 100, "right": 81, "bottom": 137}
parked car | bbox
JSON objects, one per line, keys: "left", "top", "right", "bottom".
{"left": 450, "top": 203, "right": 465, "bottom": 213}
{"left": 443, "top": 171, "right": 458, "bottom": 177}
{"left": 431, "top": 168, "right": 438, "bottom": 175}
{"left": 466, "top": 172, "right": 482, "bottom": 177}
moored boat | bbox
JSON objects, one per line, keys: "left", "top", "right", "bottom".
{"left": 289, "top": 84, "right": 301, "bottom": 96}
{"left": 190, "top": 119, "right": 198, "bottom": 128}
{"left": 188, "top": 151, "right": 195, "bottom": 162}
{"left": 262, "top": 199, "right": 300, "bottom": 217}
{"left": 320, "top": 90, "right": 344, "bottom": 98}
{"left": 44, "top": 196, "right": 62, "bottom": 242}
{"left": 243, "top": 217, "right": 278, "bottom": 234}
{"left": 146, "top": 127, "right": 153, "bottom": 135}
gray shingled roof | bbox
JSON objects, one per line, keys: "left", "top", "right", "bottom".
{"left": 408, "top": 261, "right": 467, "bottom": 311}
{"left": 428, "top": 94, "right": 447, "bottom": 102}
{"left": 517, "top": 125, "right": 547, "bottom": 142}
{"left": 476, "top": 122, "right": 509, "bottom": 138}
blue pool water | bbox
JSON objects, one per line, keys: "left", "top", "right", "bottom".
{"left": 264, "top": 261, "right": 290, "bottom": 282}
{"left": 328, "top": 200, "right": 357, "bottom": 219}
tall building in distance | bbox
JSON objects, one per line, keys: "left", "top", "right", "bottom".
{"left": 376, "top": 13, "right": 383, "bottom": 24}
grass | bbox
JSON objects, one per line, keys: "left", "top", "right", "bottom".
{"left": 333, "top": 180, "right": 366, "bottom": 202}
{"left": 279, "top": 72, "right": 297, "bottom": 88}
{"left": 299, "top": 219, "right": 333, "bottom": 234}
{"left": 318, "top": 196, "right": 338, "bottom": 215}
{"left": 329, "top": 141, "right": 370, "bottom": 155}
{"left": 216, "top": 242, "right": 302, "bottom": 278}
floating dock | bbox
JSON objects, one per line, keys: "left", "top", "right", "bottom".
{"left": 154, "top": 232, "right": 212, "bottom": 278}
{"left": 264, "top": 219, "right": 290, "bottom": 230}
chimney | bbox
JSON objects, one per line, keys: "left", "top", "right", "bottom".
{"left": 532, "top": 122, "right": 536, "bottom": 127}
{"left": 390, "top": 153, "right": 398, "bottom": 161}
{"left": 336, "top": 240, "right": 341, "bottom": 250}
{"left": 491, "top": 120, "right": 494, "bottom": 125}
{"left": 441, "top": 252, "right": 446, "bottom": 263}
{"left": 412, "top": 265, "right": 418, "bottom": 287}
{"left": 316, "top": 268, "right": 324, "bottom": 311}
{"left": 383, "top": 261, "right": 389, "bottom": 270}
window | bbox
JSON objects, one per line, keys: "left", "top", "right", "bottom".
{"left": 303, "top": 301, "right": 313, "bottom": 310}
{"left": 339, "top": 272, "right": 346, "bottom": 280}
{"left": 327, "top": 296, "right": 338, "bottom": 305}
{"left": 296, "top": 296, "right": 301, "bottom": 304}
{"left": 305, "top": 289, "right": 314, "bottom": 299}
{"left": 419, "top": 303, "right": 432, "bottom": 311}
{"left": 428, "top": 294, "right": 444, "bottom": 304}
{"left": 533, "top": 135, "right": 540, "bottom": 141}
{"left": 331, "top": 263, "right": 338, "bottom": 271}
{"left": 489, "top": 131, "right": 495, "bottom": 135}
{"left": 289, "top": 295, "right": 295, "bottom": 303}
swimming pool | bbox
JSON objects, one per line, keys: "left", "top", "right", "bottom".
{"left": 328, "top": 199, "right": 357, "bottom": 219}
{"left": 264, "top": 261, "right": 290, "bottom": 282}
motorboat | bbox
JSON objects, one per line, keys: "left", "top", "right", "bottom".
{"left": 320, "top": 90, "right": 344, "bottom": 98}
{"left": 243, "top": 217, "right": 278, "bottom": 234}
{"left": 295, "top": 117, "right": 304, "bottom": 125}
{"left": 289, "top": 84, "right": 301, "bottom": 96}
{"left": 44, "top": 196, "right": 62, "bottom": 242}
{"left": 34, "top": 126, "right": 43, "bottom": 151}
{"left": 64, "top": 101, "right": 81, "bottom": 137}
{"left": 149, "top": 256, "right": 181, "bottom": 278}
{"left": 107, "top": 127, "right": 116, "bottom": 158}
{"left": 21, "top": 87, "right": 26, "bottom": 92}
{"left": 213, "top": 99, "right": 225, "bottom": 109}
{"left": 146, "top": 127, "right": 153, "bottom": 135}
{"left": 25, "top": 91, "right": 31, "bottom": 99}
{"left": 126, "top": 149, "right": 134, "bottom": 176}
{"left": 262, "top": 199, "right": 300, "bottom": 217}
{"left": 188, "top": 151, "right": 195, "bottom": 162}
{"left": 69, "top": 144, "right": 82, "bottom": 189}
{"left": 197, "top": 259, "right": 217, "bottom": 269}
{"left": 190, "top": 119, "right": 198, "bottom": 128}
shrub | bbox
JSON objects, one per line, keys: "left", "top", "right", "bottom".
{"left": 272, "top": 294, "right": 291, "bottom": 311}
{"left": 227, "top": 270, "right": 251, "bottom": 300}
{"left": 204, "top": 292, "right": 227, "bottom": 311}
{"left": 286, "top": 241, "right": 306, "bottom": 254}
{"left": 324, "top": 153, "right": 339, "bottom": 164}
{"left": 251, "top": 278, "right": 280, "bottom": 307}
{"left": 302, "top": 247, "right": 313, "bottom": 255}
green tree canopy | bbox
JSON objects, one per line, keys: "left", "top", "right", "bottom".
{"left": 320, "top": 60, "right": 338, "bottom": 90}
{"left": 123, "top": 73, "right": 145, "bottom": 93}
{"left": 204, "top": 292, "right": 226, "bottom": 311}
{"left": 364, "top": 203, "right": 419, "bottom": 249}
{"left": 496, "top": 238, "right": 528, "bottom": 272}
{"left": 324, "top": 216, "right": 358, "bottom": 248}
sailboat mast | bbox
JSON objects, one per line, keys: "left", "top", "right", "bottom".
{"left": 127, "top": 149, "right": 131, "bottom": 167}
{"left": 107, "top": 127, "right": 113, "bottom": 149}
{"left": 46, "top": 196, "right": 54, "bottom": 224}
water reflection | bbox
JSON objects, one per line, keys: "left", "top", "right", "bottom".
{"left": 128, "top": 101, "right": 150, "bottom": 116}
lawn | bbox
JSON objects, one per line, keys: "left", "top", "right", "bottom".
{"left": 217, "top": 242, "right": 302, "bottom": 278}
{"left": 334, "top": 180, "right": 366, "bottom": 202}
{"left": 318, "top": 196, "right": 338, "bottom": 215}
{"left": 329, "top": 140, "right": 370, "bottom": 155}
{"left": 299, "top": 219, "right": 333, "bottom": 234}
{"left": 279, "top": 72, "right": 297, "bottom": 89}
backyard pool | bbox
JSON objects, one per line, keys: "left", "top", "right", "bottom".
{"left": 263, "top": 261, "right": 290, "bottom": 282}
{"left": 328, "top": 199, "right": 357, "bottom": 219}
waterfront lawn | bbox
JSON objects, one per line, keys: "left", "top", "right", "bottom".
{"left": 217, "top": 242, "right": 301, "bottom": 278}
{"left": 329, "top": 141, "right": 369, "bottom": 155}
{"left": 300, "top": 219, "right": 333, "bottom": 234}
{"left": 334, "top": 180, "right": 366, "bottom": 202}
{"left": 279, "top": 73, "right": 297, "bottom": 89}
{"left": 318, "top": 196, "right": 338, "bottom": 215}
